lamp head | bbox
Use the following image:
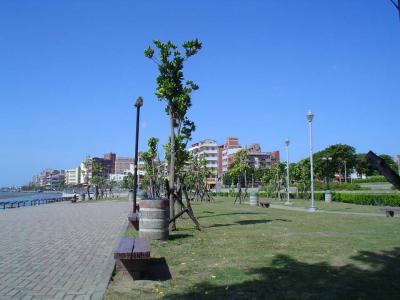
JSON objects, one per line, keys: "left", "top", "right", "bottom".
{"left": 285, "top": 139, "right": 290, "bottom": 146}
{"left": 135, "top": 97, "right": 143, "bottom": 108}
{"left": 307, "top": 110, "right": 314, "bottom": 122}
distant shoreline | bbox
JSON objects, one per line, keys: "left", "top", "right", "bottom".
{"left": 0, "top": 193, "right": 35, "bottom": 200}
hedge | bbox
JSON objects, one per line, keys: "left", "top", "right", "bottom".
{"left": 352, "top": 176, "right": 388, "bottom": 183}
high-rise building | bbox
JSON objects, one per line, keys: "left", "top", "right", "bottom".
{"left": 115, "top": 157, "right": 134, "bottom": 174}
{"left": 189, "top": 139, "right": 219, "bottom": 187}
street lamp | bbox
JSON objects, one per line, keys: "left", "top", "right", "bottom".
{"left": 133, "top": 97, "right": 143, "bottom": 213}
{"left": 284, "top": 139, "right": 291, "bottom": 205}
{"left": 307, "top": 110, "right": 316, "bottom": 212}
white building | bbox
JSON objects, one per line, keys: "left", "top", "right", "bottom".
{"left": 189, "top": 139, "right": 219, "bottom": 187}
{"left": 65, "top": 167, "right": 81, "bottom": 186}
{"left": 109, "top": 173, "right": 127, "bottom": 183}
{"left": 222, "top": 147, "right": 242, "bottom": 174}
{"left": 79, "top": 160, "right": 90, "bottom": 184}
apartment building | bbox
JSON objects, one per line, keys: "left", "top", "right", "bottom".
{"left": 189, "top": 139, "right": 219, "bottom": 187}
{"left": 65, "top": 167, "right": 81, "bottom": 186}
{"left": 115, "top": 157, "right": 134, "bottom": 174}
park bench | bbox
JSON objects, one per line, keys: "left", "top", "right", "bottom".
{"left": 114, "top": 237, "right": 150, "bottom": 279}
{"left": 382, "top": 208, "right": 400, "bottom": 217}
{"left": 259, "top": 201, "right": 270, "bottom": 208}
{"left": 128, "top": 212, "right": 139, "bottom": 230}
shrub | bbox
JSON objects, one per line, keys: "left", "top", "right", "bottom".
{"left": 352, "top": 176, "right": 387, "bottom": 183}
{"left": 314, "top": 181, "right": 367, "bottom": 191}
{"left": 315, "top": 192, "right": 400, "bottom": 206}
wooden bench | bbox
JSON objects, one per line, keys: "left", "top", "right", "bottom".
{"left": 114, "top": 237, "right": 150, "bottom": 279}
{"left": 382, "top": 208, "right": 400, "bottom": 217}
{"left": 128, "top": 212, "right": 140, "bottom": 231}
{"left": 259, "top": 201, "right": 270, "bottom": 208}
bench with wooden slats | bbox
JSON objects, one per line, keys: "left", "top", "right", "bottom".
{"left": 114, "top": 237, "right": 150, "bottom": 279}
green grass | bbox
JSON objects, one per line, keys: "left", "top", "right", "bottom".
{"left": 105, "top": 197, "right": 400, "bottom": 300}
{"left": 266, "top": 197, "right": 391, "bottom": 214}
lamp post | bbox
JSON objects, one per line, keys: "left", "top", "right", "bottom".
{"left": 284, "top": 139, "right": 291, "bottom": 205}
{"left": 307, "top": 110, "right": 316, "bottom": 212}
{"left": 133, "top": 97, "right": 143, "bottom": 213}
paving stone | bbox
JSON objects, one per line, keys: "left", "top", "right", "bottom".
{"left": 0, "top": 202, "right": 129, "bottom": 299}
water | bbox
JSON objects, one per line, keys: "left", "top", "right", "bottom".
{"left": 0, "top": 192, "right": 63, "bottom": 205}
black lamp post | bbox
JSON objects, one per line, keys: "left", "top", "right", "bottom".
{"left": 133, "top": 97, "right": 143, "bottom": 213}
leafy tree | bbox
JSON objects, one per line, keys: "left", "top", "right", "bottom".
{"left": 145, "top": 39, "right": 202, "bottom": 229}
{"left": 226, "top": 149, "right": 251, "bottom": 187}
{"left": 121, "top": 173, "right": 135, "bottom": 191}
{"left": 142, "top": 137, "right": 164, "bottom": 199}
{"left": 185, "top": 154, "right": 209, "bottom": 201}
{"left": 313, "top": 144, "right": 356, "bottom": 182}
{"left": 91, "top": 162, "right": 106, "bottom": 200}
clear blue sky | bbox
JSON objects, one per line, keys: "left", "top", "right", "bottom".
{"left": 1, "top": 1, "right": 399, "bottom": 187}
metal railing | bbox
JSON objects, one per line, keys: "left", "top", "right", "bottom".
{"left": 1, "top": 197, "right": 74, "bottom": 210}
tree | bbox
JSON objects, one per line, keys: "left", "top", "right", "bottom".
{"left": 91, "top": 162, "right": 106, "bottom": 200}
{"left": 145, "top": 39, "right": 202, "bottom": 230}
{"left": 121, "top": 173, "right": 135, "bottom": 191}
{"left": 142, "top": 137, "right": 163, "bottom": 199}
{"left": 313, "top": 144, "right": 356, "bottom": 182}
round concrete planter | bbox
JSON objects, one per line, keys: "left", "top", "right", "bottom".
{"left": 139, "top": 199, "right": 170, "bottom": 241}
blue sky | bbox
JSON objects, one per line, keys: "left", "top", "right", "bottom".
{"left": 0, "top": 1, "right": 399, "bottom": 186}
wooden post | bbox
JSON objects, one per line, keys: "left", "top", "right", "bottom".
{"left": 366, "top": 151, "right": 400, "bottom": 191}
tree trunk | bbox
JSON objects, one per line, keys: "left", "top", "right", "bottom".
{"left": 168, "top": 106, "right": 176, "bottom": 229}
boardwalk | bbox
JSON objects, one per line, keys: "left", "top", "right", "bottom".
{"left": 0, "top": 201, "right": 130, "bottom": 299}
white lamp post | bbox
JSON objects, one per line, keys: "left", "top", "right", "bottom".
{"left": 284, "top": 139, "right": 291, "bottom": 205}
{"left": 307, "top": 110, "right": 316, "bottom": 212}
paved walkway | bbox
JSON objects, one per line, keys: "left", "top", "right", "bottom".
{"left": 0, "top": 201, "right": 130, "bottom": 299}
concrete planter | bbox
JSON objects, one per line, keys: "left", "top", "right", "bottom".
{"left": 128, "top": 190, "right": 134, "bottom": 202}
{"left": 139, "top": 199, "right": 170, "bottom": 241}
{"left": 249, "top": 192, "right": 259, "bottom": 206}
{"left": 325, "top": 190, "right": 332, "bottom": 203}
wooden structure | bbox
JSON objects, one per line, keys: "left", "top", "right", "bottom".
{"left": 366, "top": 151, "right": 400, "bottom": 191}
{"left": 114, "top": 237, "right": 151, "bottom": 279}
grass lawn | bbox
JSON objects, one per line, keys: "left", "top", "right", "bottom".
{"left": 105, "top": 197, "right": 400, "bottom": 300}
{"left": 266, "top": 197, "right": 392, "bottom": 214}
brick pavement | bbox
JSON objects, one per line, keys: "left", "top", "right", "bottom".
{"left": 0, "top": 201, "right": 130, "bottom": 299}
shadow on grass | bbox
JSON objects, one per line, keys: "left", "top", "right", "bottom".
{"left": 198, "top": 212, "right": 263, "bottom": 220}
{"left": 236, "top": 219, "right": 272, "bottom": 225}
{"left": 163, "top": 247, "right": 400, "bottom": 299}
{"left": 169, "top": 234, "right": 194, "bottom": 241}
{"left": 143, "top": 258, "right": 172, "bottom": 281}
{"left": 207, "top": 219, "right": 288, "bottom": 228}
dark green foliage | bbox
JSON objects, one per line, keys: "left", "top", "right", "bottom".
{"left": 121, "top": 173, "right": 135, "bottom": 190}
{"left": 312, "top": 192, "right": 400, "bottom": 206}
{"left": 352, "top": 176, "right": 388, "bottom": 183}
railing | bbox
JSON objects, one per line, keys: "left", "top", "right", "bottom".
{"left": 1, "top": 197, "right": 74, "bottom": 210}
